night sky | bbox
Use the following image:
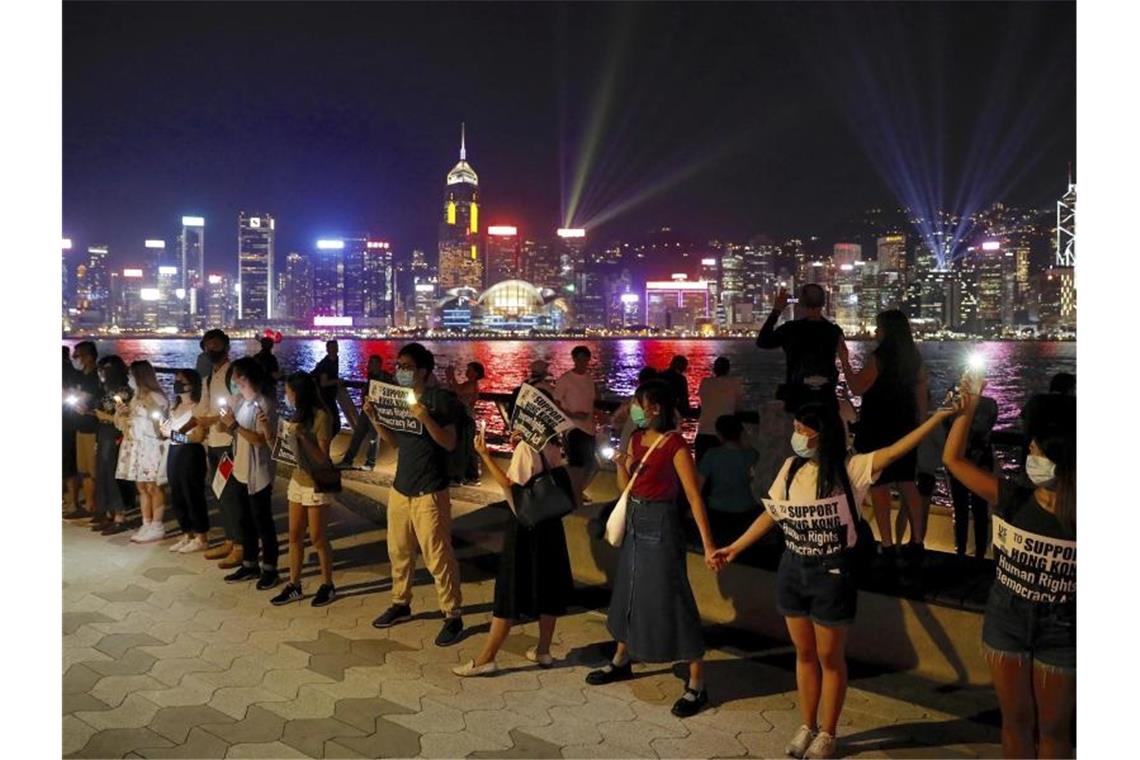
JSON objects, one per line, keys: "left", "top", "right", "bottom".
{"left": 63, "top": 1, "right": 1075, "bottom": 269}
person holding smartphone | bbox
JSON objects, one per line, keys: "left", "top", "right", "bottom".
{"left": 161, "top": 370, "right": 210, "bottom": 553}
{"left": 115, "top": 360, "right": 170, "bottom": 543}
{"left": 194, "top": 329, "right": 241, "bottom": 565}
{"left": 944, "top": 380, "right": 1075, "bottom": 759}
{"left": 217, "top": 358, "right": 279, "bottom": 589}
{"left": 90, "top": 356, "right": 134, "bottom": 535}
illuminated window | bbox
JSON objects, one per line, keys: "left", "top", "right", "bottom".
{"left": 470, "top": 203, "right": 478, "bottom": 233}
{"left": 447, "top": 201, "right": 456, "bottom": 226}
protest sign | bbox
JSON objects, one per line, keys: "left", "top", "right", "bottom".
{"left": 992, "top": 516, "right": 1076, "bottom": 604}
{"left": 272, "top": 420, "right": 298, "bottom": 466}
{"left": 368, "top": 380, "right": 424, "bottom": 435}
{"left": 762, "top": 495, "right": 856, "bottom": 558}
{"left": 510, "top": 383, "right": 575, "bottom": 451}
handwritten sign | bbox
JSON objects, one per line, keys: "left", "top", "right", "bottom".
{"left": 992, "top": 516, "right": 1076, "bottom": 604}
{"left": 368, "top": 380, "right": 424, "bottom": 435}
{"left": 510, "top": 383, "right": 575, "bottom": 451}
{"left": 272, "top": 420, "right": 297, "bottom": 466}
{"left": 762, "top": 495, "right": 856, "bottom": 558}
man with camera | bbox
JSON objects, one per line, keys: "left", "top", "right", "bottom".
{"left": 756, "top": 283, "right": 844, "bottom": 414}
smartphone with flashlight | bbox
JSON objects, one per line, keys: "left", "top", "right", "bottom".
{"left": 599, "top": 444, "right": 616, "bottom": 461}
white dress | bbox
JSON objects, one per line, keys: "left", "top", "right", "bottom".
{"left": 116, "top": 391, "right": 169, "bottom": 482}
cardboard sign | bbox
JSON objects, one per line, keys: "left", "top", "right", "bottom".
{"left": 272, "top": 420, "right": 298, "bottom": 466}
{"left": 510, "top": 383, "right": 575, "bottom": 451}
{"left": 992, "top": 516, "right": 1076, "bottom": 604}
{"left": 368, "top": 380, "right": 424, "bottom": 435}
{"left": 762, "top": 494, "right": 856, "bottom": 558}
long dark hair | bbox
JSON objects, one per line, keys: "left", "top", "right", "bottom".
{"left": 285, "top": 371, "right": 321, "bottom": 427}
{"left": 175, "top": 369, "right": 203, "bottom": 404}
{"left": 634, "top": 379, "right": 677, "bottom": 433}
{"left": 229, "top": 356, "right": 266, "bottom": 394}
{"left": 874, "top": 309, "right": 921, "bottom": 386}
{"left": 1029, "top": 399, "right": 1076, "bottom": 535}
{"left": 97, "top": 355, "right": 130, "bottom": 392}
{"left": 794, "top": 403, "right": 849, "bottom": 500}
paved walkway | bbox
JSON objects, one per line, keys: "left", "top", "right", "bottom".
{"left": 62, "top": 484, "right": 1002, "bottom": 759}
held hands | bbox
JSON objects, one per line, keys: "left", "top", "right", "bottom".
{"left": 773, "top": 287, "right": 790, "bottom": 313}
{"left": 710, "top": 545, "right": 739, "bottom": 572}
{"left": 702, "top": 544, "right": 721, "bottom": 572}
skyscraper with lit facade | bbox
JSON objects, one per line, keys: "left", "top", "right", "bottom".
{"left": 485, "top": 226, "right": 521, "bottom": 287}
{"left": 238, "top": 212, "right": 275, "bottom": 322}
{"left": 361, "top": 240, "right": 394, "bottom": 326}
{"left": 438, "top": 125, "right": 482, "bottom": 291}
{"left": 312, "top": 239, "right": 344, "bottom": 317}
{"left": 284, "top": 252, "right": 313, "bottom": 322}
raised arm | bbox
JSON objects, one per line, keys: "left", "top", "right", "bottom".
{"left": 871, "top": 406, "right": 956, "bottom": 478}
{"left": 474, "top": 435, "right": 511, "bottom": 491}
{"left": 942, "top": 392, "right": 999, "bottom": 504}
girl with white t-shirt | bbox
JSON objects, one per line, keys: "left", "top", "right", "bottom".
{"left": 115, "top": 360, "right": 169, "bottom": 544}
{"left": 712, "top": 402, "right": 956, "bottom": 759}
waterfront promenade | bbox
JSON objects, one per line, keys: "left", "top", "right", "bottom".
{"left": 63, "top": 474, "right": 1002, "bottom": 759}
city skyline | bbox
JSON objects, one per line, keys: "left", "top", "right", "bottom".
{"left": 63, "top": 2, "right": 1075, "bottom": 265}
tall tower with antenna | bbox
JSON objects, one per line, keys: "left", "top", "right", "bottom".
{"left": 1056, "top": 164, "right": 1076, "bottom": 268}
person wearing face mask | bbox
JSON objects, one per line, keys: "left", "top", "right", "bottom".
{"left": 216, "top": 358, "right": 279, "bottom": 590}
{"left": 337, "top": 354, "right": 390, "bottom": 470}
{"left": 194, "top": 329, "right": 242, "bottom": 565}
{"left": 711, "top": 401, "right": 955, "bottom": 759}
{"left": 65, "top": 341, "right": 102, "bottom": 520}
{"left": 159, "top": 370, "right": 210, "bottom": 553}
{"left": 364, "top": 342, "right": 466, "bottom": 647}
{"left": 268, "top": 372, "right": 336, "bottom": 608}
{"left": 90, "top": 356, "right": 134, "bottom": 534}
{"left": 115, "top": 360, "right": 170, "bottom": 544}
{"left": 944, "top": 389, "right": 1075, "bottom": 759}
{"left": 585, "top": 380, "right": 718, "bottom": 719}
{"left": 611, "top": 367, "right": 659, "bottom": 455}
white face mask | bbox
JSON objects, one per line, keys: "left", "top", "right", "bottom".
{"left": 1026, "top": 454, "right": 1057, "bottom": 486}
{"left": 791, "top": 432, "right": 817, "bottom": 459}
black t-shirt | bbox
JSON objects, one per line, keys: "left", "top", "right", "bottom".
{"left": 658, "top": 369, "right": 692, "bottom": 414}
{"left": 991, "top": 479, "right": 1076, "bottom": 605}
{"left": 255, "top": 350, "right": 280, "bottom": 391}
{"left": 313, "top": 355, "right": 339, "bottom": 409}
{"left": 72, "top": 369, "right": 103, "bottom": 434}
{"left": 757, "top": 314, "right": 843, "bottom": 388}
{"left": 392, "top": 386, "right": 461, "bottom": 496}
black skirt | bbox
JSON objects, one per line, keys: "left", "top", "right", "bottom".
{"left": 493, "top": 512, "right": 574, "bottom": 620}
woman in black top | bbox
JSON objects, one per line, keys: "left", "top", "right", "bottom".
{"left": 90, "top": 356, "right": 134, "bottom": 535}
{"left": 944, "top": 385, "right": 1075, "bottom": 759}
{"left": 840, "top": 310, "right": 928, "bottom": 557}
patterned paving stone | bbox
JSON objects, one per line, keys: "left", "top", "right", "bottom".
{"left": 385, "top": 697, "right": 466, "bottom": 735}
{"left": 93, "top": 632, "right": 171, "bottom": 660}
{"left": 207, "top": 685, "right": 290, "bottom": 719}
{"left": 75, "top": 692, "right": 163, "bottom": 731}
{"left": 148, "top": 657, "right": 226, "bottom": 688}
{"left": 469, "top": 728, "right": 564, "bottom": 759}
{"left": 146, "top": 704, "right": 236, "bottom": 743}
{"left": 321, "top": 715, "right": 422, "bottom": 759}
{"left": 64, "top": 692, "right": 114, "bottom": 716}
{"left": 143, "top": 567, "right": 197, "bottom": 583}
{"left": 651, "top": 725, "right": 749, "bottom": 758}
{"left": 91, "top": 674, "right": 169, "bottom": 708}
{"left": 63, "top": 663, "right": 105, "bottom": 695}
{"left": 200, "top": 704, "right": 286, "bottom": 744}
{"left": 93, "top": 585, "right": 154, "bottom": 603}
{"left": 137, "top": 673, "right": 220, "bottom": 708}
{"left": 85, "top": 647, "right": 159, "bottom": 677}
{"left": 63, "top": 611, "right": 115, "bottom": 636}
{"left": 261, "top": 667, "right": 336, "bottom": 699}
{"left": 224, "top": 740, "right": 311, "bottom": 758}
{"left": 258, "top": 684, "right": 341, "bottom": 721}
{"left": 332, "top": 696, "right": 414, "bottom": 733}
{"left": 279, "top": 717, "right": 366, "bottom": 757}
{"left": 62, "top": 715, "right": 99, "bottom": 756}
{"left": 418, "top": 729, "right": 512, "bottom": 758}
{"left": 65, "top": 727, "right": 174, "bottom": 759}
{"left": 135, "top": 727, "right": 232, "bottom": 758}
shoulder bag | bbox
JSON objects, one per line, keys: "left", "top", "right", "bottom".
{"left": 510, "top": 451, "right": 576, "bottom": 529}
{"left": 604, "top": 432, "right": 673, "bottom": 548}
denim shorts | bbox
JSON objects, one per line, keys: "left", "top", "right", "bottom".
{"left": 776, "top": 550, "right": 857, "bottom": 627}
{"left": 982, "top": 584, "right": 1076, "bottom": 671}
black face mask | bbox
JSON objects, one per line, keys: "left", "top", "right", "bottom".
{"left": 207, "top": 349, "right": 226, "bottom": 364}
{"left": 173, "top": 381, "right": 190, "bottom": 395}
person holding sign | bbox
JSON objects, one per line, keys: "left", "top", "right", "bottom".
{"left": 160, "top": 369, "right": 210, "bottom": 554}
{"left": 711, "top": 401, "right": 957, "bottom": 759}
{"left": 365, "top": 343, "right": 466, "bottom": 647}
{"left": 453, "top": 422, "right": 575, "bottom": 677}
{"left": 944, "top": 385, "right": 1075, "bottom": 760}
{"left": 584, "top": 380, "right": 718, "bottom": 720}
{"left": 267, "top": 373, "right": 337, "bottom": 608}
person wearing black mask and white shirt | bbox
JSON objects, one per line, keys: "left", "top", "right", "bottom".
{"left": 194, "top": 329, "right": 242, "bottom": 566}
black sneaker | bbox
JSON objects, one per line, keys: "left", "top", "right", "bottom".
{"left": 63, "top": 509, "right": 92, "bottom": 521}
{"left": 585, "top": 660, "right": 633, "bottom": 685}
{"left": 311, "top": 583, "right": 336, "bottom": 608}
{"left": 224, "top": 565, "right": 260, "bottom": 583}
{"left": 270, "top": 582, "right": 303, "bottom": 606}
{"left": 435, "top": 616, "right": 464, "bottom": 647}
{"left": 671, "top": 686, "right": 709, "bottom": 717}
{"left": 256, "top": 570, "right": 281, "bottom": 590}
{"left": 372, "top": 604, "right": 412, "bottom": 628}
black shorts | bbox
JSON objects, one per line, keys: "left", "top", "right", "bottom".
{"left": 565, "top": 429, "right": 596, "bottom": 468}
{"left": 776, "top": 550, "right": 857, "bottom": 627}
{"left": 62, "top": 428, "right": 77, "bottom": 478}
{"left": 916, "top": 472, "right": 936, "bottom": 497}
{"left": 982, "top": 584, "right": 1076, "bottom": 671}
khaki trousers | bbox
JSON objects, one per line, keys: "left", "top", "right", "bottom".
{"left": 387, "top": 488, "right": 462, "bottom": 616}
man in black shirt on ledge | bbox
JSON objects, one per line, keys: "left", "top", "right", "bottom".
{"left": 756, "top": 283, "right": 844, "bottom": 414}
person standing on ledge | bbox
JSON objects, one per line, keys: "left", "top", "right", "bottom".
{"left": 313, "top": 339, "right": 341, "bottom": 438}
{"left": 554, "top": 345, "right": 600, "bottom": 505}
{"left": 659, "top": 355, "right": 694, "bottom": 418}
{"left": 756, "top": 284, "right": 844, "bottom": 414}
{"left": 366, "top": 343, "right": 466, "bottom": 647}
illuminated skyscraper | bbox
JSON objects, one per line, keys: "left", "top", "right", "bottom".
{"left": 876, "top": 235, "right": 906, "bottom": 275}
{"left": 523, "top": 238, "right": 558, "bottom": 291}
{"left": 1056, "top": 169, "right": 1075, "bottom": 267}
{"left": 179, "top": 216, "right": 205, "bottom": 292}
{"left": 312, "top": 239, "right": 345, "bottom": 317}
{"left": 438, "top": 124, "right": 482, "bottom": 290}
{"left": 238, "top": 212, "right": 275, "bottom": 321}
{"left": 485, "top": 226, "right": 521, "bottom": 287}
{"left": 362, "top": 240, "right": 394, "bottom": 326}
{"left": 74, "top": 245, "right": 111, "bottom": 326}
{"left": 342, "top": 235, "right": 368, "bottom": 317}
{"left": 284, "top": 252, "right": 313, "bottom": 322}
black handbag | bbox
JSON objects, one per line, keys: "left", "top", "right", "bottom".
{"left": 509, "top": 452, "right": 575, "bottom": 529}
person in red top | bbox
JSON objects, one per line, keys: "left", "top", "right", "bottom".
{"left": 585, "top": 380, "right": 717, "bottom": 719}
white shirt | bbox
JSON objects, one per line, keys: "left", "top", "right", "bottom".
{"left": 697, "top": 376, "right": 744, "bottom": 434}
{"left": 193, "top": 360, "right": 235, "bottom": 449}
{"left": 161, "top": 403, "right": 203, "bottom": 450}
{"left": 230, "top": 394, "right": 276, "bottom": 493}
{"left": 766, "top": 453, "right": 876, "bottom": 554}
{"left": 554, "top": 370, "right": 597, "bottom": 435}
{"left": 769, "top": 453, "right": 876, "bottom": 505}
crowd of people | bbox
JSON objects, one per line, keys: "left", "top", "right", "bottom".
{"left": 63, "top": 283, "right": 1075, "bottom": 759}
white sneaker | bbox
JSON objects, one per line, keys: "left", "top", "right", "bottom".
{"left": 129, "top": 521, "right": 151, "bottom": 543}
{"left": 169, "top": 535, "right": 190, "bottom": 552}
{"left": 525, "top": 647, "right": 554, "bottom": 668}
{"left": 179, "top": 536, "right": 208, "bottom": 553}
{"left": 803, "top": 731, "right": 836, "bottom": 759}
{"left": 136, "top": 523, "right": 165, "bottom": 544}
{"left": 785, "top": 725, "right": 817, "bottom": 758}
{"left": 452, "top": 660, "right": 498, "bottom": 677}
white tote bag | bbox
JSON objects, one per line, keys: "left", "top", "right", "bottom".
{"left": 604, "top": 432, "right": 673, "bottom": 548}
